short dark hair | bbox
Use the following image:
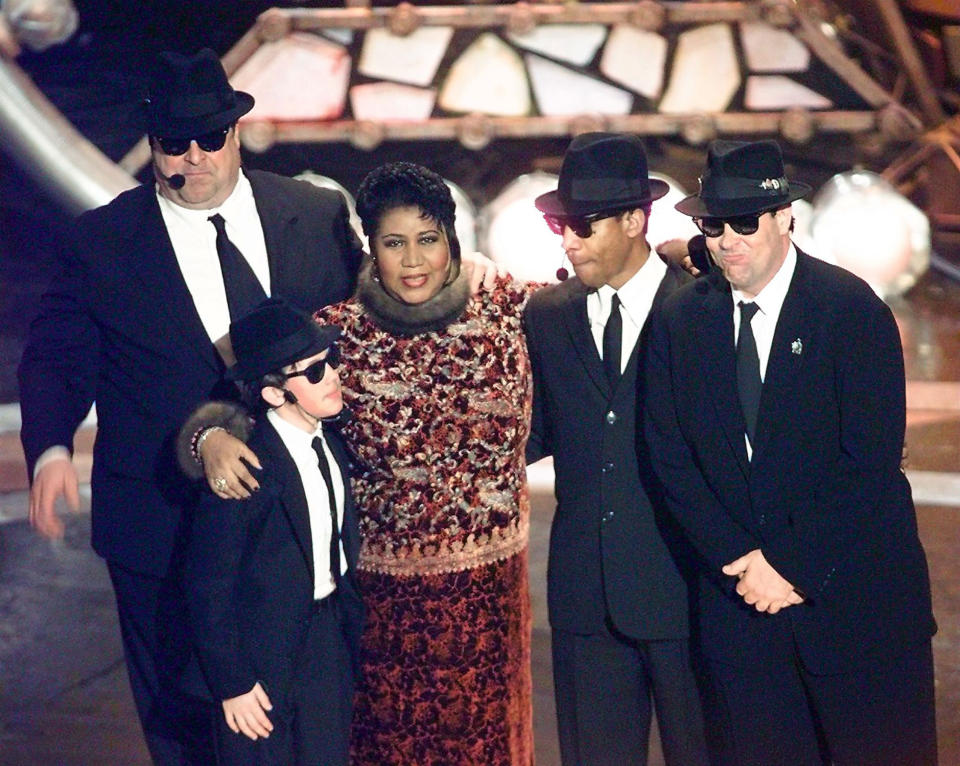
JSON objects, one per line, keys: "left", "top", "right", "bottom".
{"left": 355, "top": 162, "right": 461, "bottom": 265}
{"left": 239, "top": 370, "right": 286, "bottom": 412}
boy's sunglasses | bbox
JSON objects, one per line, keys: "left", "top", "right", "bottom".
{"left": 693, "top": 210, "right": 773, "bottom": 238}
{"left": 543, "top": 210, "right": 622, "bottom": 239}
{"left": 285, "top": 344, "right": 341, "bottom": 384}
{"left": 153, "top": 126, "right": 231, "bottom": 156}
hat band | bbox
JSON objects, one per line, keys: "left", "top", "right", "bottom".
{"left": 567, "top": 177, "right": 651, "bottom": 203}
{"left": 162, "top": 91, "right": 235, "bottom": 121}
{"left": 700, "top": 174, "right": 790, "bottom": 201}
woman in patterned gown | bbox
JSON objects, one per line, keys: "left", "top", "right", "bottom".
{"left": 192, "top": 162, "right": 535, "bottom": 765}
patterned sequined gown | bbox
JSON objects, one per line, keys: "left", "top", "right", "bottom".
{"left": 317, "top": 276, "right": 534, "bottom": 766}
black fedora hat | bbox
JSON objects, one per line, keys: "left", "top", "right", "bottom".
{"left": 227, "top": 298, "right": 341, "bottom": 382}
{"left": 676, "top": 139, "right": 811, "bottom": 218}
{"left": 535, "top": 132, "right": 669, "bottom": 217}
{"left": 145, "top": 48, "right": 254, "bottom": 138}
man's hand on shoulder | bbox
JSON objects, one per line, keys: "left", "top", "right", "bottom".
{"left": 655, "top": 238, "right": 701, "bottom": 277}
{"left": 462, "top": 251, "right": 505, "bottom": 295}
{"left": 29, "top": 456, "right": 81, "bottom": 540}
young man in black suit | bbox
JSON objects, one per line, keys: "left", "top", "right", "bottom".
{"left": 644, "top": 139, "right": 937, "bottom": 765}
{"left": 183, "top": 297, "right": 362, "bottom": 766}
{"left": 523, "top": 133, "right": 708, "bottom": 766}
{"left": 17, "top": 49, "right": 364, "bottom": 762}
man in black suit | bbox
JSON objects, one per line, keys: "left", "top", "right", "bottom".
{"left": 524, "top": 133, "right": 708, "bottom": 766}
{"left": 183, "top": 298, "right": 363, "bottom": 766}
{"left": 17, "top": 49, "right": 363, "bottom": 763}
{"left": 644, "top": 139, "right": 937, "bottom": 765}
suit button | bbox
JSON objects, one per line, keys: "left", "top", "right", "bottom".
{"left": 602, "top": 462, "right": 614, "bottom": 473}
{"left": 605, "top": 410, "right": 617, "bottom": 424}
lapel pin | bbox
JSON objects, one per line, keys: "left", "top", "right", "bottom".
{"left": 791, "top": 338, "right": 803, "bottom": 355}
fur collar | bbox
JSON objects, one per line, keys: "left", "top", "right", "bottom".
{"left": 356, "top": 258, "right": 470, "bottom": 336}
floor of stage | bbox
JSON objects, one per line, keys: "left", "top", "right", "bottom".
{"left": 0, "top": 269, "right": 957, "bottom": 765}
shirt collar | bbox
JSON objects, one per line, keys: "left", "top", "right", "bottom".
{"left": 155, "top": 170, "right": 253, "bottom": 227}
{"left": 596, "top": 247, "right": 667, "bottom": 323}
{"left": 267, "top": 408, "right": 324, "bottom": 450}
{"left": 731, "top": 242, "right": 797, "bottom": 316}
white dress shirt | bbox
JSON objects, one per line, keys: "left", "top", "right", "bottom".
{"left": 157, "top": 171, "right": 271, "bottom": 343}
{"left": 732, "top": 242, "right": 798, "bottom": 456}
{"left": 267, "top": 410, "right": 347, "bottom": 601}
{"left": 587, "top": 249, "right": 667, "bottom": 374}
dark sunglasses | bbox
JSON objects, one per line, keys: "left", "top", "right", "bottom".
{"left": 543, "top": 210, "right": 622, "bottom": 239}
{"left": 153, "top": 126, "right": 231, "bottom": 156}
{"left": 693, "top": 210, "right": 773, "bottom": 238}
{"left": 285, "top": 345, "right": 341, "bottom": 384}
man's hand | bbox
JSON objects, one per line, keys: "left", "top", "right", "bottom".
{"left": 722, "top": 549, "right": 804, "bottom": 614}
{"left": 222, "top": 682, "right": 273, "bottom": 741}
{"left": 461, "top": 251, "right": 504, "bottom": 295}
{"left": 199, "top": 429, "right": 262, "bottom": 499}
{"left": 29, "top": 457, "right": 81, "bottom": 539}
{"left": 655, "top": 238, "right": 701, "bottom": 277}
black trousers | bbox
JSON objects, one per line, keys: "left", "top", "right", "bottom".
{"left": 702, "top": 640, "right": 938, "bottom": 766}
{"left": 552, "top": 621, "right": 709, "bottom": 766}
{"left": 108, "top": 561, "right": 214, "bottom": 765}
{"left": 214, "top": 594, "right": 355, "bottom": 766}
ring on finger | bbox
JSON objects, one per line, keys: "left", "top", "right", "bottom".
{"left": 213, "top": 476, "right": 228, "bottom": 492}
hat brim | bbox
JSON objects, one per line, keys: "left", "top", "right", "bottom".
{"left": 147, "top": 92, "right": 255, "bottom": 138}
{"left": 535, "top": 178, "right": 671, "bottom": 217}
{"left": 227, "top": 322, "right": 341, "bottom": 382}
{"left": 675, "top": 181, "right": 811, "bottom": 218}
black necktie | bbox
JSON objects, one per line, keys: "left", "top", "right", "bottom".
{"left": 736, "top": 301, "right": 762, "bottom": 445}
{"left": 208, "top": 213, "right": 267, "bottom": 321}
{"left": 602, "top": 293, "right": 622, "bottom": 386}
{"left": 311, "top": 436, "right": 342, "bottom": 587}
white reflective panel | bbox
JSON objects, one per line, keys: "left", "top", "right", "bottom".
{"left": 660, "top": 24, "right": 740, "bottom": 114}
{"left": 740, "top": 21, "right": 810, "bottom": 73}
{"left": 646, "top": 173, "right": 700, "bottom": 249}
{"left": 444, "top": 178, "right": 478, "bottom": 256}
{"left": 439, "top": 33, "right": 531, "bottom": 116}
{"left": 4, "top": 0, "right": 78, "bottom": 51}
{"left": 322, "top": 28, "right": 354, "bottom": 46}
{"left": 600, "top": 24, "right": 668, "bottom": 100}
{"left": 507, "top": 23, "right": 607, "bottom": 67}
{"left": 745, "top": 76, "right": 831, "bottom": 110}
{"left": 788, "top": 199, "right": 820, "bottom": 261}
{"left": 232, "top": 34, "right": 350, "bottom": 122}
{"left": 294, "top": 172, "right": 363, "bottom": 243}
{"left": 350, "top": 82, "right": 436, "bottom": 123}
{"left": 809, "top": 171, "right": 930, "bottom": 298}
{"left": 527, "top": 54, "right": 633, "bottom": 117}
{"left": 479, "top": 172, "right": 565, "bottom": 284}
{"left": 358, "top": 26, "right": 453, "bottom": 87}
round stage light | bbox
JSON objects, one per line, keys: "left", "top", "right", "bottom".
{"left": 809, "top": 170, "right": 929, "bottom": 298}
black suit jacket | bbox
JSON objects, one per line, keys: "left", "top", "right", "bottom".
{"left": 644, "top": 249, "right": 935, "bottom": 673}
{"left": 182, "top": 418, "right": 363, "bottom": 702}
{"left": 18, "top": 170, "right": 363, "bottom": 576}
{"left": 524, "top": 267, "right": 692, "bottom": 640}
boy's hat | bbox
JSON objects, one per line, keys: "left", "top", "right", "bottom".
{"left": 227, "top": 298, "right": 341, "bottom": 382}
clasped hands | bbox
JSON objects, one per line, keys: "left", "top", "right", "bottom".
{"left": 722, "top": 549, "right": 804, "bottom": 615}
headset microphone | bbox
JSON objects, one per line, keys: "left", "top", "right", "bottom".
{"left": 283, "top": 390, "right": 298, "bottom": 405}
{"left": 157, "top": 171, "right": 186, "bottom": 190}
{"left": 556, "top": 252, "right": 569, "bottom": 282}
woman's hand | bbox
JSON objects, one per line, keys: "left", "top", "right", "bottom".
{"left": 200, "top": 428, "right": 262, "bottom": 499}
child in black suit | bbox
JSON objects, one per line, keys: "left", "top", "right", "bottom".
{"left": 182, "top": 297, "right": 363, "bottom": 766}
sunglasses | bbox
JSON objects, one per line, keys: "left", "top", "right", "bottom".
{"left": 285, "top": 345, "right": 341, "bottom": 384}
{"left": 153, "top": 126, "right": 231, "bottom": 156}
{"left": 693, "top": 210, "right": 774, "bottom": 238}
{"left": 543, "top": 210, "right": 623, "bottom": 239}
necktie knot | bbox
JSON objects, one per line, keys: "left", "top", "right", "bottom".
{"left": 739, "top": 300, "right": 760, "bottom": 322}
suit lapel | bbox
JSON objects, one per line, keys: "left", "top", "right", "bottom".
{"left": 122, "top": 193, "right": 223, "bottom": 374}
{"left": 751, "top": 254, "right": 809, "bottom": 459}
{"left": 697, "top": 276, "right": 751, "bottom": 477}
{"left": 261, "top": 422, "right": 316, "bottom": 581}
{"left": 248, "top": 172, "right": 299, "bottom": 294}
{"left": 559, "top": 280, "right": 610, "bottom": 397}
